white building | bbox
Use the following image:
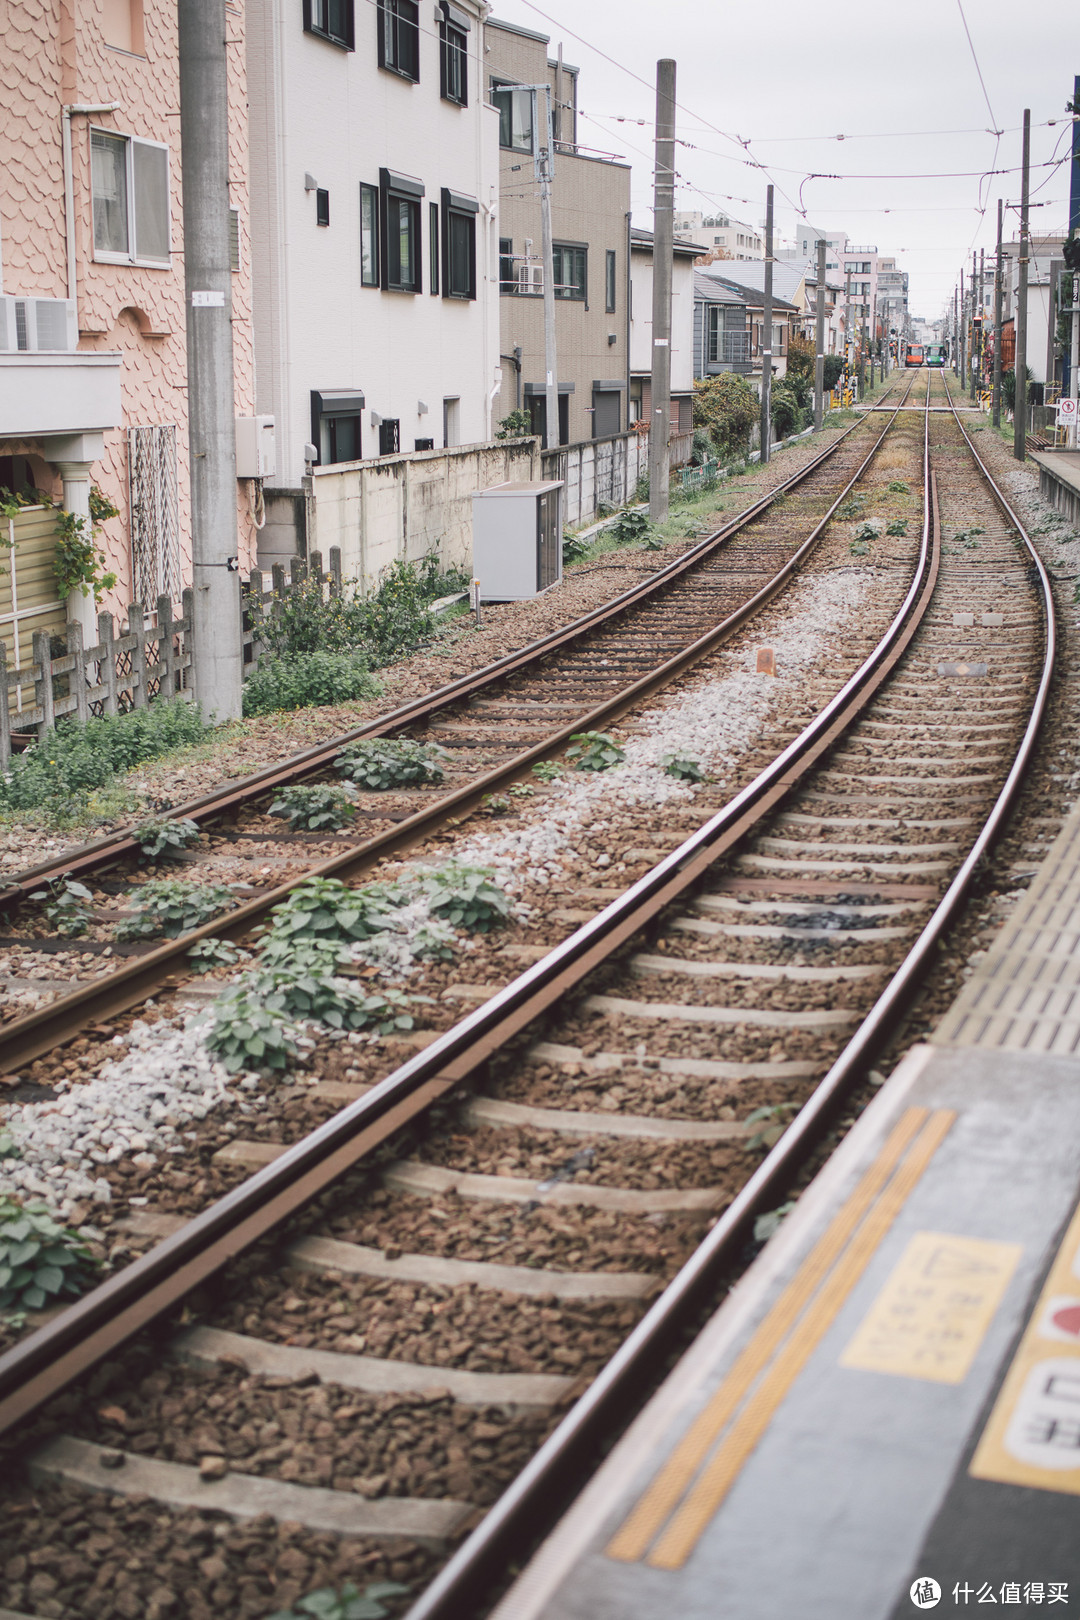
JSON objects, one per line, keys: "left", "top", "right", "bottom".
{"left": 674, "top": 210, "right": 763, "bottom": 261}
{"left": 629, "top": 227, "right": 700, "bottom": 435}
{"left": 248, "top": 0, "right": 500, "bottom": 508}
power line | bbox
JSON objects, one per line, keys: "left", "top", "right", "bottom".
{"left": 955, "top": 0, "right": 1000, "bottom": 132}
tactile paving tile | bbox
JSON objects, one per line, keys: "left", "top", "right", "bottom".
{"left": 935, "top": 804, "right": 1080, "bottom": 1052}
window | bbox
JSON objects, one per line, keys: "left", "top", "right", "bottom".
{"left": 415, "top": 437, "right": 435, "bottom": 451}
{"left": 360, "top": 184, "right": 379, "bottom": 285}
{"left": 491, "top": 80, "right": 533, "bottom": 152}
{"left": 378, "top": 0, "right": 419, "bottom": 81}
{"left": 311, "top": 390, "right": 364, "bottom": 464}
{"left": 605, "top": 248, "right": 617, "bottom": 313}
{"left": 304, "top": 0, "right": 354, "bottom": 48}
{"left": 316, "top": 188, "right": 330, "bottom": 227}
{"left": 91, "top": 129, "right": 170, "bottom": 265}
{"left": 441, "top": 189, "right": 477, "bottom": 299}
{"left": 102, "top": 0, "right": 144, "bottom": 54}
{"left": 228, "top": 208, "right": 240, "bottom": 271}
{"left": 429, "top": 202, "right": 439, "bottom": 293}
{"left": 499, "top": 237, "right": 515, "bottom": 293}
{"left": 553, "top": 243, "right": 586, "bottom": 301}
{"left": 439, "top": 2, "right": 468, "bottom": 105}
{"left": 378, "top": 419, "right": 400, "bottom": 455}
{"left": 380, "top": 169, "right": 424, "bottom": 292}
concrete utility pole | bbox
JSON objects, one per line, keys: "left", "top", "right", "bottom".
{"left": 953, "top": 288, "right": 959, "bottom": 373}
{"left": 993, "top": 198, "right": 1004, "bottom": 428}
{"left": 759, "top": 185, "right": 774, "bottom": 463}
{"left": 970, "top": 252, "right": 979, "bottom": 401}
{"left": 814, "top": 237, "right": 827, "bottom": 429}
{"left": 959, "top": 268, "right": 966, "bottom": 390}
{"left": 535, "top": 85, "right": 559, "bottom": 452}
{"left": 1069, "top": 73, "right": 1080, "bottom": 447}
{"left": 1014, "top": 108, "right": 1031, "bottom": 461}
{"left": 648, "top": 57, "right": 676, "bottom": 521}
{"left": 179, "top": 0, "right": 243, "bottom": 721}
{"left": 844, "top": 264, "right": 853, "bottom": 391}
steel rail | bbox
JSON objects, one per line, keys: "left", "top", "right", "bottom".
{"left": 0, "top": 387, "right": 919, "bottom": 1072}
{"left": 404, "top": 373, "right": 1057, "bottom": 1620}
{"left": 0, "top": 376, "right": 932, "bottom": 1437}
{"left": 0, "top": 385, "right": 907, "bottom": 915}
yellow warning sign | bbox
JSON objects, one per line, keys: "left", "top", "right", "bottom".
{"left": 971, "top": 1198, "right": 1080, "bottom": 1495}
{"left": 840, "top": 1231, "right": 1021, "bottom": 1384}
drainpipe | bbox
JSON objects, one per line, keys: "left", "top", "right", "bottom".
{"left": 500, "top": 349, "right": 522, "bottom": 412}
{"left": 63, "top": 103, "right": 121, "bottom": 326}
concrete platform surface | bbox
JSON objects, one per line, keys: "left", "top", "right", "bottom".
{"left": 492, "top": 1042, "right": 1080, "bottom": 1620}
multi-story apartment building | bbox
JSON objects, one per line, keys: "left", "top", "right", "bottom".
{"left": 628, "top": 228, "right": 700, "bottom": 434}
{"left": 488, "top": 17, "right": 631, "bottom": 446}
{"left": 0, "top": 0, "right": 256, "bottom": 646}
{"left": 674, "top": 210, "right": 763, "bottom": 261}
{"left": 248, "top": 0, "right": 500, "bottom": 512}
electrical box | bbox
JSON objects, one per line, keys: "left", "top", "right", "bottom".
{"left": 235, "top": 415, "right": 276, "bottom": 480}
{"left": 471, "top": 479, "right": 564, "bottom": 601}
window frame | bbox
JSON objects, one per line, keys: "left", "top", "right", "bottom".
{"left": 303, "top": 0, "right": 354, "bottom": 50}
{"left": 360, "top": 183, "right": 380, "bottom": 286}
{"left": 552, "top": 242, "right": 587, "bottom": 302}
{"left": 310, "top": 389, "right": 365, "bottom": 466}
{"left": 316, "top": 188, "right": 330, "bottom": 227}
{"left": 439, "top": 4, "right": 468, "bottom": 106}
{"left": 378, "top": 418, "right": 401, "bottom": 456}
{"left": 491, "top": 78, "right": 534, "bottom": 153}
{"left": 379, "top": 168, "right": 424, "bottom": 293}
{"left": 441, "top": 187, "right": 477, "bottom": 301}
{"left": 378, "top": 0, "right": 419, "bottom": 82}
{"left": 429, "top": 201, "right": 440, "bottom": 294}
{"left": 90, "top": 126, "right": 171, "bottom": 268}
{"left": 499, "top": 236, "right": 515, "bottom": 294}
{"left": 605, "top": 248, "right": 617, "bottom": 313}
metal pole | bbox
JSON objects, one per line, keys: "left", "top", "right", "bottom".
{"left": 759, "top": 185, "right": 774, "bottom": 463}
{"left": 993, "top": 198, "right": 1004, "bottom": 428}
{"left": 814, "top": 237, "right": 826, "bottom": 429}
{"left": 648, "top": 57, "right": 676, "bottom": 521}
{"left": 536, "top": 86, "right": 559, "bottom": 451}
{"left": 1014, "top": 108, "right": 1031, "bottom": 460}
{"left": 179, "top": 0, "right": 243, "bottom": 721}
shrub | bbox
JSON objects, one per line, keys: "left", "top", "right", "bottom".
{"left": 115, "top": 878, "right": 237, "bottom": 941}
{"left": 335, "top": 738, "right": 445, "bottom": 791}
{"left": 134, "top": 817, "right": 201, "bottom": 861}
{"left": 0, "top": 1197, "right": 101, "bottom": 1316}
{"left": 30, "top": 874, "right": 94, "bottom": 937}
{"left": 265, "top": 876, "right": 395, "bottom": 946}
{"left": 608, "top": 509, "right": 655, "bottom": 547}
{"left": 204, "top": 983, "right": 300, "bottom": 1073}
{"left": 417, "top": 862, "right": 512, "bottom": 933}
{"left": 770, "top": 382, "right": 802, "bottom": 439}
{"left": 494, "top": 410, "right": 532, "bottom": 440}
{"left": 822, "top": 354, "right": 845, "bottom": 393}
{"left": 0, "top": 701, "right": 209, "bottom": 816}
{"left": 693, "top": 373, "right": 758, "bottom": 458}
{"left": 249, "top": 559, "right": 441, "bottom": 673}
{"left": 242, "top": 652, "right": 380, "bottom": 718}
{"left": 268, "top": 783, "right": 358, "bottom": 832}
{"left": 786, "top": 333, "right": 815, "bottom": 384}
{"left": 566, "top": 731, "right": 625, "bottom": 771}
{"left": 690, "top": 427, "right": 715, "bottom": 466}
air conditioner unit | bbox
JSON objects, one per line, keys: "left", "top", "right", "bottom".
{"left": 0, "top": 296, "right": 16, "bottom": 353}
{"left": 235, "top": 414, "right": 277, "bottom": 480}
{"left": 6, "top": 298, "right": 78, "bottom": 352}
{"left": 518, "top": 263, "right": 544, "bottom": 295}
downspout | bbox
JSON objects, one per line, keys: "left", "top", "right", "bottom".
{"left": 625, "top": 210, "right": 632, "bottom": 424}
{"left": 63, "top": 103, "right": 121, "bottom": 326}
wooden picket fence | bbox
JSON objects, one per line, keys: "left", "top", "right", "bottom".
{"left": 0, "top": 546, "right": 343, "bottom": 768}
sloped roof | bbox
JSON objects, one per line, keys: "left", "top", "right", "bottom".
{"left": 696, "top": 259, "right": 803, "bottom": 310}
{"left": 693, "top": 272, "right": 748, "bottom": 305}
{"left": 631, "top": 225, "right": 709, "bottom": 259}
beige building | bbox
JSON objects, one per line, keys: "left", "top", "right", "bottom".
{"left": 487, "top": 18, "right": 631, "bottom": 446}
{"left": 674, "top": 210, "right": 763, "bottom": 261}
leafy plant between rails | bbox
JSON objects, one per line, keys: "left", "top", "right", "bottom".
{"left": 752, "top": 1199, "right": 796, "bottom": 1245}
{"left": 267, "top": 1580, "right": 411, "bottom": 1620}
{"left": 336, "top": 738, "right": 446, "bottom": 791}
{"left": 133, "top": 817, "right": 201, "bottom": 861}
{"left": 531, "top": 760, "right": 563, "bottom": 782}
{"left": 114, "top": 878, "right": 237, "bottom": 941}
{"left": 187, "top": 937, "right": 250, "bottom": 972}
{"left": 885, "top": 519, "right": 909, "bottom": 536}
{"left": 416, "top": 862, "right": 512, "bottom": 933}
{"left": 268, "top": 783, "right": 358, "bottom": 832}
{"left": 203, "top": 981, "right": 301, "bottom": 1074}
{"left": 264, "top": 876, "right": 397, "bottom": 947}
{"left": 30, "top": 873, "right": 94, "bottom": 937}
{"left": 744, "top": 1103, "right": 798, "bottom": 1152}
{"left": 0, "top": 1196, "right": 102, "bottom": 1318}
{"left": 248, "top": 962, "right": 419, "bottom": 1034}
{"left": 887, "top": 480, "right": 909, "bottom": 494}
{"left": 566, "top": 731, "right": 625, "bottom": 772}
{"left": 661, "top": 754, "right": 705, "bottom": 782}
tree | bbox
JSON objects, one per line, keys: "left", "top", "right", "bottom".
{"left": 786, "top": 332, "right": 815, "bottom": 382}
{"left": 495, "top": 409, "right": 532, "bottom": 440}
{"left": 823, "top": 354, "right": 845, "bottom": 393}
{"left": 693, "top": 373, "right": 758, "bottom": 457}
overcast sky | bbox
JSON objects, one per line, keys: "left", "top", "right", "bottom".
{"left": 491, "top": 0, "right": 1077, "bottom": 319}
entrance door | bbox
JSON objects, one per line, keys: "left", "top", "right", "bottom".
{"left": 592, "top": 389, "right": 620, "bottom": 438}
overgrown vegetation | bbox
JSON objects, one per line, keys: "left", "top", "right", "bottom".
{"left": 417, "top": 862, "right": 513, "bottom": 932}
{"left": 335, "top": 738, "right": 446, "bottom": 792}
{"left": 693, "top": 372, "right": 758, "bottom": 460}
{"left": 0, "top": 1197, "right": 101, "bottom": 1319}
{"left": 114, "top": 878, "right": 237, "bottom": 941}
{"left": 494, "top": 410, "right": 533, "bottom": 440}
{"left": 268, "top": 783, "right": 358, "bottom": 831}
{"left": 242, "top": 652, "right": 380, "bottom": 718}
{"left": 264, "top": 876, "right": 396, "bottom": 947}
{"left": 204, "top": 981, "right": 300, "bottom": 1074}
{"left": 0, "top": 701, "right": 210, "bottom": 818}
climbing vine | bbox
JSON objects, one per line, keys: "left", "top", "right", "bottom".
{"left": 53, "top": 485, "right": 119, "bottom": 603}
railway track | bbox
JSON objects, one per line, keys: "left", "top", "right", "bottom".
{"left": 0, "top": 370, "right": 1055, "bottom": 1620}
{"left": 0, "top": 379, "right": 921, "bottom": 1057}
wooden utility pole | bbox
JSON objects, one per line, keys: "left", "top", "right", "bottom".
{"left": 759, "top": 185, "right": 774, "bottom": 463}
{"left": 814, "top": 237, "right": 827, "bottom": 429}
{"left": 648, "top": 58, "right": 676, "bottom": 520}
{"left": 992, "top": 198, "right": 1004, "bottom": 428}
{"left": 959, "top": 267, "right": 966, "bottom": 389}
{"left": 536, "top": 86, "right": 559, "bottom": 452}
{"left": 1014, "top": 108, "right": 1031, "bottom": 460}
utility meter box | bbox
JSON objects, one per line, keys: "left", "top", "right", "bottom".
{"left": 235, "top": 415, "right": 277, "bottom": 480}
{"left": 471, "top": 479, "right": 564, "bottom": 601}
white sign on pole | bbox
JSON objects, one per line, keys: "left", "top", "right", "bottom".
{"left": 1056, "top": 396, "right": 1078, "bottom": 425}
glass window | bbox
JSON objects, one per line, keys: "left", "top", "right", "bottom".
{"left": 360, "top": 184, "right": 379, "bottom": 285}
{"left": 430, "top": 201, "right": 439, "bottom": 293}
{"left": 305, "top": 0, "right": 354, "bottom": 49}
{"left": 316, "top": 187, "right": 330, "bottom": 227}
{"left": 499, "top": 236, "right": 515, "bottom": 293}
{"left": 91, "top": 128, "right": 169, "bottom": 264}
{"left": 440, "top": 20, "right": 467, "bottom": 104}
{"left": 378, "top": 419, "right": 401, "bottom": 455}
{"left": 446, "top": 212, "right": 473, "bottom": 297}
{"left": 491, "top": 81, "right": 533, "bottom": 152}
{"left": 379, "top": 0, "right": 419, "bottom": 80}
{"left": 605, "top": 248, "right": 616, "bottom": 313}
{"left": 384, "top": 192, "right": 420, "bottom": 292}
{"left": 552, "top": 243, "right": 586, "bottom": 300}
